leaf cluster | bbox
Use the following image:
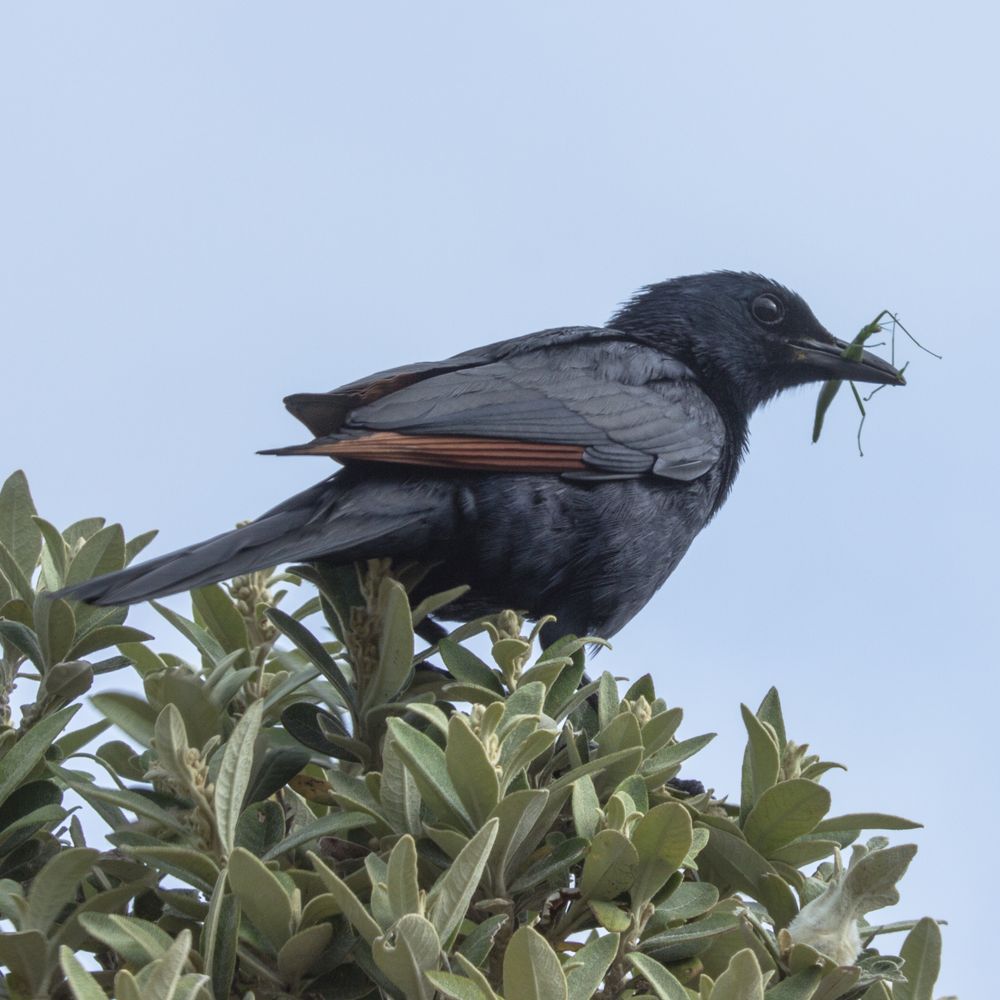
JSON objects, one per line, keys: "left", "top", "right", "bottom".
{"left": 0, "top": 472, "right": 948, "bottom": 1000}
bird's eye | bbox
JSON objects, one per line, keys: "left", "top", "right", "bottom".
{"left": 751, "top": 293, "right": 785, "bottom": 325}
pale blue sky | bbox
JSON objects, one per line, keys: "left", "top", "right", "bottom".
{"left": 2, "top": 4, "right": 996, "bottom": 995}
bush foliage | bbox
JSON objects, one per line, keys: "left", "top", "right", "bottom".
{"left": 0, "top": 470, "right": 947, "bottom": 999}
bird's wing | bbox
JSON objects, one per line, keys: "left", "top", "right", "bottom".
{"left": 283, "top": 326, "right": 610, "bottom": 437}
{"left": 270, "top": 337, "right": 725, "bottom": 482}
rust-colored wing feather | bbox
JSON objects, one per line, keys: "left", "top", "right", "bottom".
{"left": 267, "top": 431, "right": 587, "bottom": 472}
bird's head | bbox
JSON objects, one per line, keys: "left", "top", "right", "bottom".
{"left": 610, "top": 271, "right": 905, "bottom": 414}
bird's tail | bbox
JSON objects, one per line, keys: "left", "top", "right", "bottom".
{"left": 55, "top": 473, "right": 441, "bottom": 607}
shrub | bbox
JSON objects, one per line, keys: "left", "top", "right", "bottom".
{"left": 0, "top": 471, "right": 946, "bottom": 999}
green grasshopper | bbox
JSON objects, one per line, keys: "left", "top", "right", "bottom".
{"left": 812, "top": 310, "right": 939, "bottom": 456}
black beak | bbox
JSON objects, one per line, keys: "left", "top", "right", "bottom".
{"left": 793, "top": 335, "right": 906, "bottom": 386}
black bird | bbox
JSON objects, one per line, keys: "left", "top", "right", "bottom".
{"left": 59, "top": 272, "right": 904, "bottom": 643}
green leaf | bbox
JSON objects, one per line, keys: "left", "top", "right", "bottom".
{"left": 0, "top": 929, "right": 47, "bottom": 995}
{"left": 0, "top": 704, "right": 80, "bottom": 808}
{"left": 446, "top": 715, "right": 500, "bottom": 825}
{"left": 277, "top": 922, "right": 334, "bottom": 985}
{"left": 708, "top": 948, "right": 765, "bottom": 1000}
{"left": 0, "top": 471, "right": 41, "bottom": 579}
{"left": 427, "top": 818, "right": 499, "bottom": 947}
{"left": 438, "top": 638, "right": 504, "bottom": 695}
{"left": 267, "top": 606, "right": 357, "bottom": 710}
{"left": 0, "top": 617, "right": 44, "bottom": 668}
{"left": 630, "top": 802, "right": 693, "bottom": 907}
{"left": 895, "top": 917, "right": 942, "bottom": 1000}
{"left": 33, "top": 593, "right": 75, "bottom": 668}
{"left": 235, "top": 799, "right": 285, "bottom": 855}
{"left": 68, "top": 625, "right": 153, "bottom": 660}
{"left": 77, "top": 912, "right": 174, "bottom": 965}
{"left": 579, "top": 829, "right": 639, "bottom": 902}
{"left": 364, "top": 577, "right": 414, "bottom": 710}
{"left": 425, "top": 970, "right": 495, "bottom": 1000}
{"left": 191, "top": 583, "right": 249, "bottom": 655}
{"left": 456, "top": 912, "right": 508, "bottom": 967}
{"left": 386, "top": 717, "right": 472, "bottom": 831}
{"left": 25, "top": 846, "right": 99, "bottom": 933}
{"left": 648, "top": 883, "right": 719, "bottom": 930}
{"left": 124, "top": 529, "right": 158, "bottom": 564}
{"left": 488, "top": 787, "right": 550, "bottom": 887}
{"left": 372, "top": 912, "right": 441, "bottom": 1000}
{"left": 740, "top": 703, "right": 780, "bottom": 821}
{"left": 65, "top": 524, "right": 126, "bottom": 586}
{"left": 124, "top": 846, "right": 220, "bottom": 891}
{"left": 508, "top": 836, "right": 587, "bottom": 894}
{"left": 151, "top": 600, "right": 226, "bottom": 667}
{"left": 136, "top": 928, "right": 196, "bottom": 1000}
{"left": 214, "top": 700, "right": 263, "bottom": 855}
{"left": 764, "top": 967, "right": 823, "bottom": 1000}
{"left": 503, "top": 925, "right": 568, "bottom": 1000}
{"left": 757, "top": 872, "right": 799, "bottom": 931}
{"left": 566, "top": 931, "right": 620, "bottom": 1000}
{"left": 308, "top": 850, "right": 383, "bottom": 944}
{"left": 381, "top": 728, "right": 422, "bottom": 836}
{"left": 812, "top": 813, "right": 922, "bottom": 833}
{"left": 572, "top": 775, "right": 601, "bottom": 840}
{"left": 91, "top": 691, "right": 158, "bottom": 746}
{"left": 227, "top": 847, "right": 294, "bottom": 951}
{"left": 201, "top": 871, "right": 239, "bottom": 1000}
{"left": 60, "top": 945, "right": 110, "bottom": 1000}
{"left": 264, "top": 809, "right": 372, "bottom": 860}
{"left": 642, "top": 912, "right": 741, "bottom": 963}
{"left": 65, "top": 781, "right": 188, "bottom": 835}
{"left": 743, "top": 779, "right": 831, "bottom": 855}
{"left": 386, "top": 834, "right": 421, "bottom": 922}
{"left": 626, "top": 953, "right": 689, "bottom": 1000}
{"left": 696, "top": 824, "right": 777, "bottom": 898}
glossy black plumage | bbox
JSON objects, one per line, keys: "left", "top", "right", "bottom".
{"left": 58, "top": 272, "right": 904, "bottom": 641}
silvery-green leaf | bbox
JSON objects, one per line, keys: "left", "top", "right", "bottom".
{"left": 386, "top": 717, "right": 471, "bottom": 831}
{"left": 77, "top": 912, "right": 173, "bottom": 965}
{"left": 438, "top": 637, "right": 504, "bottom": 693}
{"left": 641, "top": 912, "right": 741, "bottom": 963}
{"left": 133, "top": 928, "right": 193, "bottom": 999}
{"left": 277, "top": 922, "right": 334, "bottom": 986}
{"left": 740, "top": 703, "right": 780, "bottom": 822}
{"left": 125, "top": 846, "right": 219, "bottom": 891}
{"left": 508, "top": 836, "right": 587, "bottom": 894}
{"left": 427, "top": 818, "right": 498, "bottom": 947}
{"left": 227, "top": 847, "right": 294, "bottom": 951}
{"left": 630, "top": 803, "right": 693, "bottom": 907}
{"left": 456, "top": 912, "right": 508, "bottom": 967}
{"left": 0, "top": 471, "right": 41, "bottom": 578}
{"left": 446, "top": 715, "right": 500, "bottom": 825}
{"left": 263, "top": 809, "right": 371, "bottom": 860}
{"left": 500, "top": 728, "right": 558, "bottom": 791}
{"left": 235, "top": 800, "right": 285, "bottom": 856}
{"left": 893, "top": 915, "right": 941, "bottom": 1000}
{"left": 201, "top": 870, "right": 239, "bottom": 1000}
{"left": 362, "top": 577, "right": 414, "bottom": 713}
{"left": 24, "top": 846, "right": 98, "bottom": 933}
{"left": 308, "top": 850, "right": 382, "bottom": 944}
{"left": 372, "top": 912, "right": 441, "bottom": 1000}
{"left": 387, "top": 834, "right": 421, "bottom": 922}
{"left": 743, "top": 780, "right": 831, "bottom": 855}
{"left": 812, "top": 813, "right": 922, "bottom": 834}
{"left": 487, "top": 788, "right": 549, "bottom": 889}
{"left": 215, "top": 700, "right": 263, "bottom": 855}
{"left": 60, "top": 946, "right": 109, "bottom": 1000}
{"left": 191, "top": 583, "right": 249, "bottom": 656}
{"left": 0, "top": 929, "right": 47, "bottom": 995}
{"left": 503, "top": 925, "right": 568, "bottom": 1000}
{"left": 0, "top": 704, "right": 79, "bottom": 808}
{"left": 626, "top": 952, "right": 689, "bottom": 1000}
{"left": 425, "top": 970, "right": 495, "bottom": 1000}
{"left": 579, "top": 829, "right": 638, "bottom": 902}
{"left": 708, "top": 948, "right": 765, "bottom": 1000}
{"left": 380, "top": 729, "right": 422, "bottom": 836}
{"left": 645, "top": 882, "right": 720, "bottom": 932}
{"left": 65, "top": 524, "right": 126, "bottom": 586}
{"left": 572, "top": 775, "right": 601, "bottom": 840}
{"left": 641, "top": 707, "right": 684, "bottom": 754}
{"left": 565, "top": 932, "right": 619, "bottom": 1000}
{"left": 91, "top": 692, "right": 157, "bottom": 746}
